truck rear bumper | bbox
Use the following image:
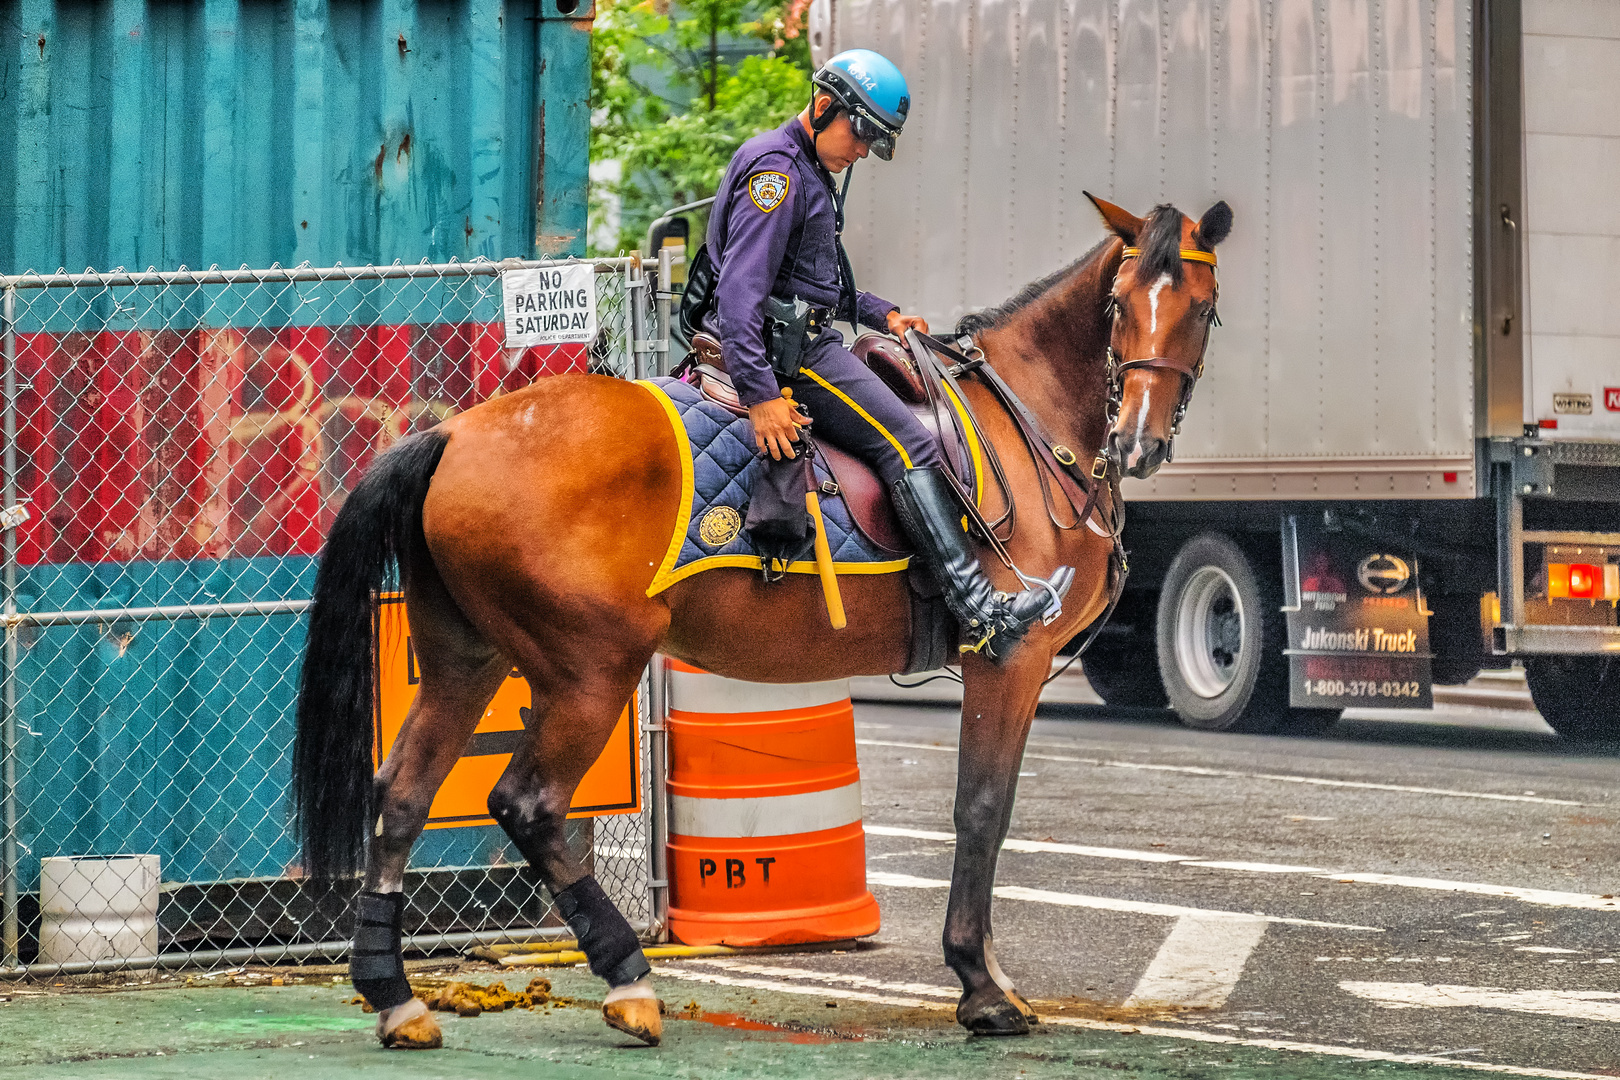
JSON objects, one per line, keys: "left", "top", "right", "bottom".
{"left": 1492, "top": 437, "right": 1620, "bottom": 656}
{"left": 1494, "top": 624, "right": 1620, "bottom": 654}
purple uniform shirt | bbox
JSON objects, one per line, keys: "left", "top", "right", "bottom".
{"left": 705, "top": 117, "right": 898, "bottom": 407}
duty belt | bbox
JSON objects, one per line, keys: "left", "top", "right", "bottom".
{"left": 805, "top": 306, "right": 833, "bottom": 335}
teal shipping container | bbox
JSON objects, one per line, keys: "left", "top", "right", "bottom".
{"left": 0, "top": 0, "right": 594, "bottom": 272}
{"left": 0, "top": 0, "right": 600, "bottom": 959}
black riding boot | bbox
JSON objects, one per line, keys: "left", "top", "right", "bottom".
{"left": 892, "top": 467, "right": 1074, "bottom": 662}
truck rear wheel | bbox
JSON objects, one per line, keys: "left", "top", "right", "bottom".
{"left": 1079, "top": 591, "right": 1168, "bottom": 708}
{"left": 1524, "top": 656, "right": 1620, "bottom": 740}
{"left": 1156, "top": 532, "right": 1338, "bottom": 734}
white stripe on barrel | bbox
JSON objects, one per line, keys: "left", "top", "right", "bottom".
{"left": 670, "top": 779, "right": 864, "bottom": 838}
{"left": 667, "top": 667, "right": 852, "bottom": 714}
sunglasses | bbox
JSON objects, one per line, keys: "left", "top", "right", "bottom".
{"left": 847, "top": 108, "right": 898, "bottom": 161}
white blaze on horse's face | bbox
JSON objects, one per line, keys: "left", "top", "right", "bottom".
{"left": 1131, "top": 377, "right": 1159, "bottom": 454}
{"left": 1147, "top": 273, "right": 1172, "bottom": 335}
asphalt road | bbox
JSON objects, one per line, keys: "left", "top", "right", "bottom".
{"left": 656, "top": 687, "right": 1620, "bottom": 1076}
{"left": 6, "top": 680, "right": 1616, "bottom": 1079}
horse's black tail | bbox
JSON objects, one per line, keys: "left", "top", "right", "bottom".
{"left": 292, "top": 430, "right": 450, "bottom": 881}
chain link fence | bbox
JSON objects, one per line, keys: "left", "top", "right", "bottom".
{"left": 0, "top": 257, "right": 665, "bottom": 975}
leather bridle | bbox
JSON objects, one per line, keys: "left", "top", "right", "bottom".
{"left": 1105, "top": 246, "right": 1220, "bottom": 464}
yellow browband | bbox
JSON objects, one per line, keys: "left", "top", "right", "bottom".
{"left": 1121, "top": 247, "right": 1218, "bottom": 267}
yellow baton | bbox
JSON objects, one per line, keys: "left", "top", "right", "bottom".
{"left": 804, "top": 489, "right": 847, "bottom": 631}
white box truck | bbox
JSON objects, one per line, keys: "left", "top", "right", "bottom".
{"left": 808, "top": 0, "right": 1620, "bottom": 736}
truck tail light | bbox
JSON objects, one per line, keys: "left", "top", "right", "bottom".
{"left": 1547, "top": 563, "right": 1620, "bottom": 600}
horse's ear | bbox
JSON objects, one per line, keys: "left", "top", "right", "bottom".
{"left": 1197, "top": 201, "right": 1233, "bottom": 248}
{"left": 1085, "top": 192, "right": 1144, "bottom": 245}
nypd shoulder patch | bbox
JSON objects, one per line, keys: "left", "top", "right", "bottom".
{"left": 748, "top": 171, "right": 790, "bottom": 213}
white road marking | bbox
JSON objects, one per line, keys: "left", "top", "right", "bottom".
{"left": 654, "top": 966, "right": 938, "bottom": 1008}
{"left": 855, "top": 738, "right": 1585, "bottom": 805}
{"left": 1187, "top": 860, "right": 1326, "bottom": 874}
{"left": 864, "top": 823, "right": 1620, "bottom": 913}
{"left": 652, "top": 963, "right": 1615, "bottom": 1080}
{"left": 1123, "top": 914, "right": 1270, "bottom": 1010}
{"left": 684, "top": 958, "right": 957, "bottom": 998}
{"left": 1340, "top": 982, "right": 1620, "bottom": 1024}
{"left": 865, "top": 823, "right": 1193, "bottom": 863}
{"left": 865, "top": 870, "right": 1381, "bottom": 930}
{"left": 1322, "top": 874, "right": 1620, "bottom": 912}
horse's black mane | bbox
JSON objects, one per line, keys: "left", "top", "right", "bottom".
{"left": 953, "top": 205, "right": 1188, "bottom": 337}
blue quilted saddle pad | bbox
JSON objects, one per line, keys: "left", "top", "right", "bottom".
{"left": 637, "top": 377, "right": 909, "bottom": 596}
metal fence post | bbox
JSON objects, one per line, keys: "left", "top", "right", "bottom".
{"left": 655, "top": 246, "right": 677, "bottom": 379}
{"left": 2, "top": 284, "right": 17, "bottom": 969}
{"left": 627, "top": 257, "right": 667, "bottom": 382}
{"left": 627, "top": 260, "right": 649, "bottom": 382}
{"left": 645, "top": 654, "right": 669, "bottom": 942}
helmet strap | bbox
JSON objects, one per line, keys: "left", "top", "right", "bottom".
{"left": 810, "top": 87, "right": 842, "bottom": 133}
{"left": 835, "top": 162, "right": 854, "bottom": 235}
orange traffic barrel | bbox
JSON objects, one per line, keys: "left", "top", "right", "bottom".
{"left": 665, "top": 660, "right": 880, "bottom": 946}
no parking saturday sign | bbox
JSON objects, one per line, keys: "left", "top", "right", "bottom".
{"left": 501, "top": 264, "right": 597, "bottom": 348}
{"left": 374, "top": 595, "right": 640, "bottom": 829}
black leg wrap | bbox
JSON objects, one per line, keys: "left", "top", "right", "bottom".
{"left": 350, "top": 890, "right": 413, "bottom": 1011}
{"left": 554, "top": 875, "right": 650, "bottom": 987}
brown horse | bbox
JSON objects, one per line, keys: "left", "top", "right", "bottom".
{"left": 292, "top": 194, "right": 1230, "bottom": 1048}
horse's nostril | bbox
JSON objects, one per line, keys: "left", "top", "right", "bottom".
{"left": 1120, "top": 436, "right": 1167, "bottom": 478}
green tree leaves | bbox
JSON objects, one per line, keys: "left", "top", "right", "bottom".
{"left": 590, "top": 1, "right": 812, "bottom": 255}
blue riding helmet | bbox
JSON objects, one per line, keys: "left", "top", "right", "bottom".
{"left": 812, "top": 49, "right": 910, "bottom": 160}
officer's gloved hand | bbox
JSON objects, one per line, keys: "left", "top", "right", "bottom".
{"left": 750, "top": 389, "right": 811, "bottom": 460}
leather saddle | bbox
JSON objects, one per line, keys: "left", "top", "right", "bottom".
{"left": 682, "top": 332, "right": 976, "bottom": 555}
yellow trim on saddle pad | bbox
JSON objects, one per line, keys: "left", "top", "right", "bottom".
{"left": 635, "top": 380, "right": 910, "bottom": 597}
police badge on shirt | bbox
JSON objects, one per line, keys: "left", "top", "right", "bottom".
{"left": 749, "top": 171, "right": 790, "bottom": 213}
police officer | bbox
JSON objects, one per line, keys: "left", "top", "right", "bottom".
{"left": 704, "top": 49, "right": 1071, "bottom": 661}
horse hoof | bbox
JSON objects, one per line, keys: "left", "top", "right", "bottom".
{"left": 957, "top": 989, "right": 1031, "bottom": 1036}
{"left": 378, "top": 999, "right": 443, "bottom": 1049}
{"left": 603, "top": 998, "right": 663, "bottom": 1046}
{"left": 1006, "top": 988, "right": 1040, "bottom": 1025}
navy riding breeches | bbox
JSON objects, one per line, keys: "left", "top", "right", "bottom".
{"left": 783, "top": 334, "right": 943, "bottom": 487}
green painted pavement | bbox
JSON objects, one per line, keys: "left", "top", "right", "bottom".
{"left": 0, "top": 970, "right": 1512, "bottom": 1079}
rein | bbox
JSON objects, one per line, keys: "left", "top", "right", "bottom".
{"left": 919, "top": 332, "right": 1117, "bottom": 539}
{"left": 908, "top": 331, "right": 1129, "bottom": 677}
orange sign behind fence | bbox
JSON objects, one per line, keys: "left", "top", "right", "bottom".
{"left": 374, "top": 595, "right": 640, "bottom": 829}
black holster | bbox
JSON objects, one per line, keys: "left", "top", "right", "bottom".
{"left": 764, "top": 295, "right": 813, "bottom": 378}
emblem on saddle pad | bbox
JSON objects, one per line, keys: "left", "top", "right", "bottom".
{"left": 748, "top": 172, "right": 790, "bottom": 213}
{"left": 697, "top": 505, "right": 743, "bottom": 548}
